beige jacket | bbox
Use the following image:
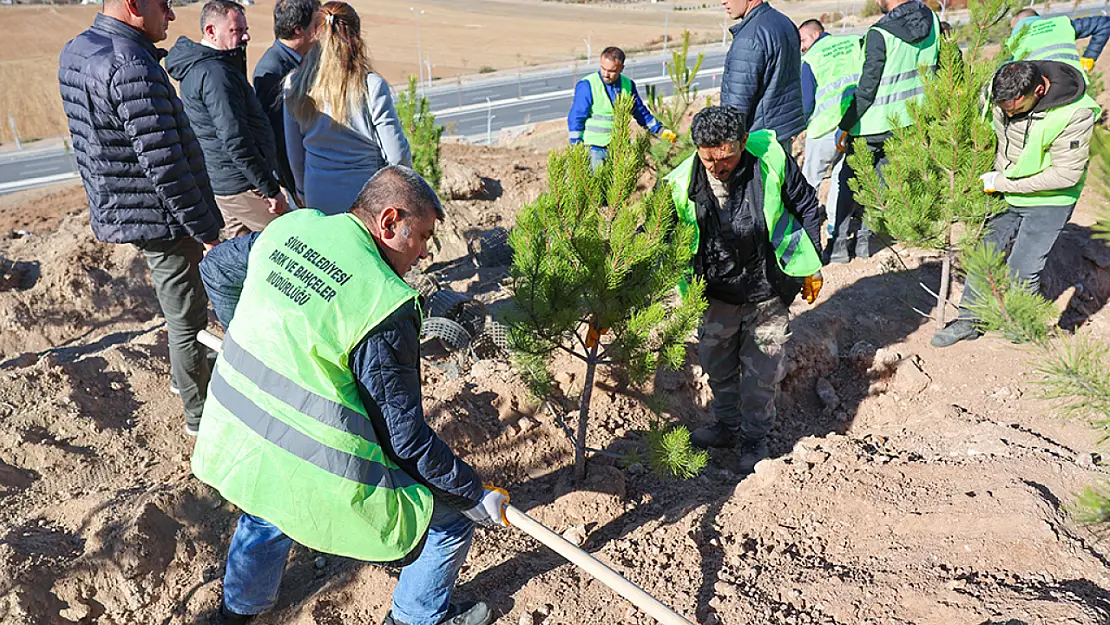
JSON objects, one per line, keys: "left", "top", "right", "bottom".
{"left": 992, "top": 105, "right": 1096, "bottom": 195}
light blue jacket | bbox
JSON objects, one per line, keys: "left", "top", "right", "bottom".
{"left": 284, "top": 72, "right": 412, "bottom": 215}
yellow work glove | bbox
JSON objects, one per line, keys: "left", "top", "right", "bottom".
{"left": 1081, "top": 57, "right": 1095, "bottom": 72}
{"left": 463, "top": 484, "right": 511, "bottom": 528}
{"left": 660, "top": 129, "right": 678, "bottom": 144}
{"left": 802, "top": 271, "right": 823, "bottom": 305}
{"left": 835, "top": 130, "right": 850, "bottom": 153}
{"left": 979, "top": 172, "right": 1000, "bottom": 193}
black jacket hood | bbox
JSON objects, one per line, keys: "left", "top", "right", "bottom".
{"left": 1031, "top": 61, "right": 1087, "bottom": 113}
{"left": 165, "top": 36, "right": 247, "bottom": 81}
{"left": 874, "top": 0, "right": 935, "bottom": 44}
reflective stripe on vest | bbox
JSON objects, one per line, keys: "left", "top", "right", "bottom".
{"left": 803, "top": 35, "right": 864, "bottom": 138}
{"left": 1002, "top": 93, "right": 1101, "bottom": 207}
{"left": 853, "top": 12, "right": 940, "bottom": 136}
{"left": 191, "top": 210, "right": 434, "bottom": 562}
{"left": 1007, "top": 16, "right": 1084, "bottom": 72}
{"left": 581, "top": 72, "right": 632, "bottom": 147}
{"left": 663, "top": 129, "right": 823, "bottom": 283}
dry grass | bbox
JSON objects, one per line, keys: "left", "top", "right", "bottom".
{"left": 0, "top": 0, "right": 733, "bottom": 145}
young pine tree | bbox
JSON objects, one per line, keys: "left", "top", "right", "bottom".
{"left": 846, "top": 0, "right": 1023, "bottom": 329}
{"left": 508, "top": 94, "right": 707, "bottom": 482}
{"left": 395, "top": 76, "right": 444, "bottom": 190}
{"left": 646, "top": 30, "right": 703, "bottom": 176}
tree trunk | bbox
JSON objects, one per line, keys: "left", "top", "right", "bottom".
{"left": 936, "top": 238, "right": 953, "bottom": 331}
{"left": 574, "top": 342, "right": 601, "bottom": 484}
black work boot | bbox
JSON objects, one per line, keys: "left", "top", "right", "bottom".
{"left": 213, "top": 602, "right": 252, "bottom": 625}
{"left": 738, "top": 437, "right": 770, "bottom": 475}
{"left": 824, "top": 236, "right": 851, "bottom": 264}
{"left": 383, "top": 602, "right": 493, "bottom": 625}
{"left": 930, "top": 319, "right": 982, "bottom": 348}
{"left": 690, "top": 421, "right": 741, "bottom": 449}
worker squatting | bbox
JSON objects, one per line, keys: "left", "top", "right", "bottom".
{"left": 263, "top": 236, "right": 355, "bottom": 305}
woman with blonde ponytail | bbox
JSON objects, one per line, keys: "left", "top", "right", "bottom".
{"left": 283, "top": 1, "right": 412, "bottom": 214}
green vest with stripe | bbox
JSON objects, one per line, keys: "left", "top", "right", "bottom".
{"left": 1008, "top": 16, "right": 1084, "bottom": 72}
{"left": 581, "top": 72, "right": 632, "bottom": 147}
{"left": 803, "top": 34, "right": 864, "bottom": 139}
{"left": 852, "top": 12, "right": 940, "bottom": 136}
{"left": 191, "top": 210, "right": 434, "bottom": 562}
{"left": 663, "top": 130, "right": 823, "bottom": 286}
{"left": 1002, "top": 94, "right": 1101, "bottom": 207}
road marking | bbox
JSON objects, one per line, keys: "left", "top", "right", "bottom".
{"left": 0, "top": 172, "right": 80, "bottom": 195}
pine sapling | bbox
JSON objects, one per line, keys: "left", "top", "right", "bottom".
{"left": 647, "top": 421, "right": 709, "bottom": 479}
{"left": 396, "top": 76, "right": 444, "bottom": 189}
{"left": 508, "top": 94, "right": 707, "bottom": 483}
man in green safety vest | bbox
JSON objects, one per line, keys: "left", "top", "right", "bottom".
{"left": 799, "top": 18, "right": 863, "bottom": 243}
{"left": 932, "top": 61, "right": 1099, "bottom": 348}
{"left": 195, "top": 166, "right": 506, "bottom": 625}
{"left": 830, "top": 0, "right": 939, "bottom": 264}
{"left": 1007, "top": 8, "right": 1110, "bottom": 75}
{"left": 567, "top": 46, "right": 676, "bottom": 171}
{"left": 664, "top": 106, "right": 823, "bottom": 474}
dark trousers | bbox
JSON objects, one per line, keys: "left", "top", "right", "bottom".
{"left": 698, "top": 297, "right": 790, "bottom": 441}
{"left": 134, "top": 237, "right": 211, "bottom": 428}
{"left": 832, "top": 140, "right": 889, "bottom": 244}
{"left": 958, "top": 203, "right": 1075, "bottom": 317}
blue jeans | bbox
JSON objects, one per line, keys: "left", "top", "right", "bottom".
{"left": 223, "top": 500, "right": 476, "bottom": 625}
{"left": 588, "top": 146, "right": 607, "bottom": 172}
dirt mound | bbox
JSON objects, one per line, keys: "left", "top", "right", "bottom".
{"left": 0, "top": 141, "right": 1107, "bottom": 625}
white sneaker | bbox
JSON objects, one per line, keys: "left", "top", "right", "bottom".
{"left": 185, "top": 422, "right": 199, "bottom": 437}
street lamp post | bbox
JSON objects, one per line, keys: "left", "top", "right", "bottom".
{"left": 663, "top": 1, "right": 671, "bottom": 55}
{"left": 425, "top": 57, "right": 433, "bottom": 90}
{"left": 720, "top": 21, "right": 727, "bottom": 48}
{"left": 410, "top": 7, "right": 425, "bottom": 94}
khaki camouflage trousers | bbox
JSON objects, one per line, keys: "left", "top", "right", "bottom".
{"left": 697, "top": 296, "right": 790, "bottom": 440}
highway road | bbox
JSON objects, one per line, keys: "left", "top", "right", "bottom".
{"left": 1, "top": 0, "right": 1106, "bottom": 194}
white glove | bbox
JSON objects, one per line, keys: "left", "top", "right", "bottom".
{"left": 462, "top": 486, "right": 511, "bottom": 528}
{"left": 980, "top": 172, "right": 1000, "bottom": 193}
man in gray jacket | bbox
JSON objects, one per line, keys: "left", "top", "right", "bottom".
{"left": 932, "top": 60, "right": 1099, "bottom": 347}
{"left": 721, "top": 0, "right": 805, "bottom": 151}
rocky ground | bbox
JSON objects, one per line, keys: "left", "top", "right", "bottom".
{"left": 0, "top": 137, "right": 1108, "bottom": 625}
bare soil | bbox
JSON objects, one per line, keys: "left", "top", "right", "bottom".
{"left": 0, "top": 133, "right": 1108, "bottom": 625}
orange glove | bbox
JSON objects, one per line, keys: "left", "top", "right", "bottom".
{"left": 835, "top": 130, "right": 850, "bottom": 153}
{"left": 585, "top": 324, "right": 609, "bottom": 348}
{"left": 802, "top": 272, "right": 824, "bottom": 304}
{"left": 1081, "top": 57, "right": 1095, "bottom": 72}
{"left": 660, "top": 129, "right": 678, "bottom": 144}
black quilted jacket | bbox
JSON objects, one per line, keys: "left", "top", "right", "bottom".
{"left": 721, "top": 2, "right": 806, "bottom": 141}
{"left": 58, "top": 14, "right": 222, "bottom": 245}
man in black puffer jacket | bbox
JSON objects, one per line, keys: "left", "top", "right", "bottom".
{"left": 721, "top": 0, "right": 805, "bottom": 151}
{"left": 167, "top": 0, "right": 287, "bottom": 240}
{"left": 59, "top": 0, "right": 223, "bottom": 436}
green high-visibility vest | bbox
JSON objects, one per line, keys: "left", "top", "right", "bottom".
{"left": 191, "top": 209, "right": 434, "bottom": 562}
{"left": 580, "top": 72, "right": 632, "bottom": 147}
{"left": 803, "top": 34, "right": 864, "bottom": 139}
{"left": 852, "top": 11, "right": 940, "bottom": 136}
{"left": 1008, "top": 16, "right": 1083, "bottom": 72}
{"left": 1002, "top": 94, "right": 1101, "bottom": 207}
{"left": 663, "top": 129, "right": 823, "bottom": 284}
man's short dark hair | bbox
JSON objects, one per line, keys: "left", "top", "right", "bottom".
{"left": 799, "top": 19, "right": 824, "bottom": 35}
{"left": 201, "top": 0, "right": 244, "bottom": 30}
{"left": 1014, "top": 8, "right": 1039, "bottom": 22}
{"left": 352, "top": 166, "right": 445, "bottom": 223}
{"left": 600, "top": 46, "right": 626, "bottom": 64}
{"left": 691, "top": 106, "right": 748, "bottom": 147}
{"left": 274, "top": 0, "right": 320, "bottom": 40}
{"left": 992, "top": 62, "right": 1043, "bottom": 103}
